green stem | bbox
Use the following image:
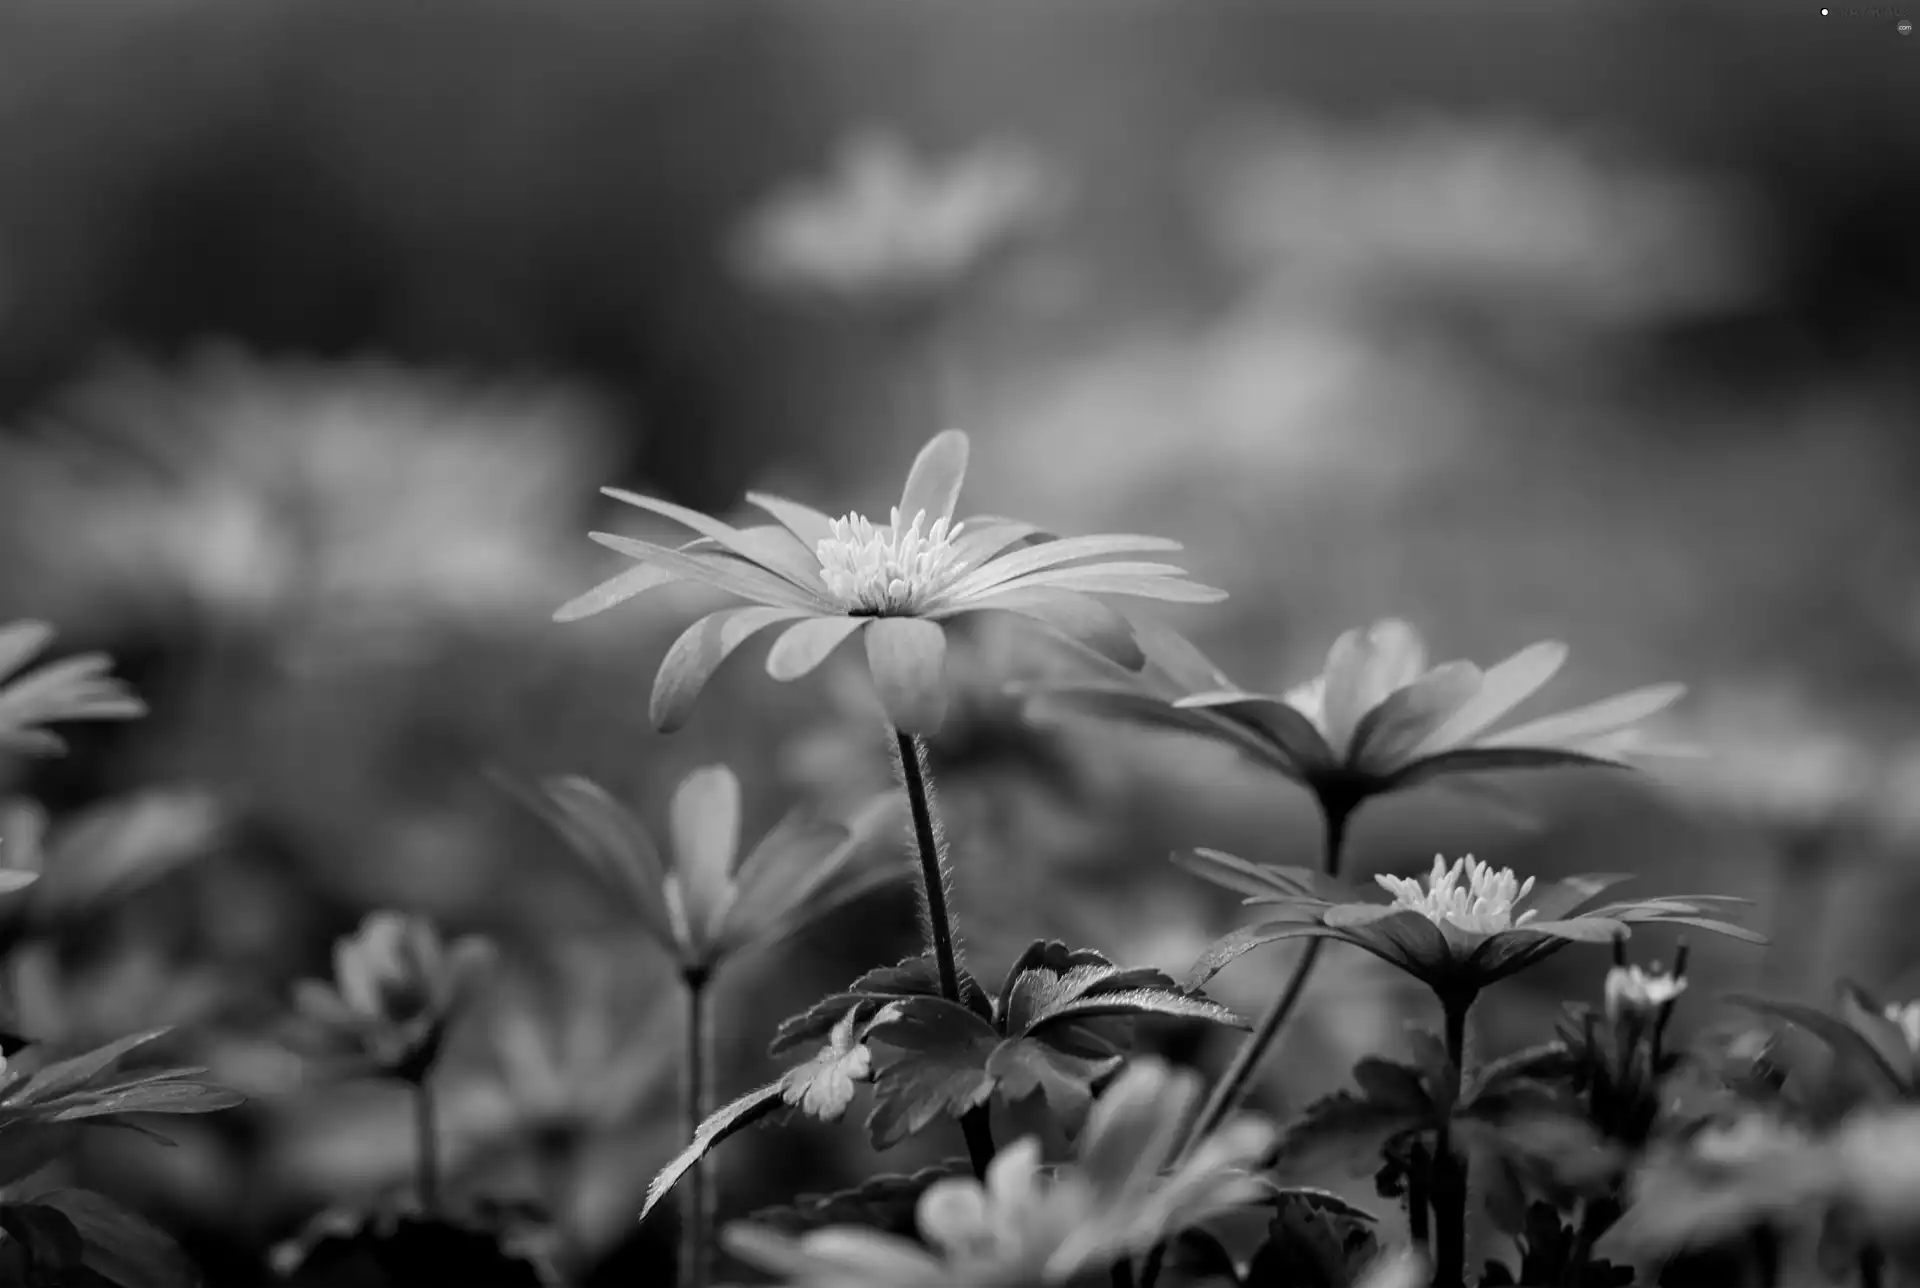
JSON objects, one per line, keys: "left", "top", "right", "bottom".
{"left": 413, "top": 1076, "right": 440, "bottom": 1220}
{"left": 679, "top": 971, "right": 715, "bottom": 1288}
{"left": 1139, "top": 802, "right": 1354, "bottom": 1288}
{"left": 1433, "top": 995, "right": 1473, "bottom": 1288}
{"left": 893, "top": 730, "right": 995, "bottom": 1179}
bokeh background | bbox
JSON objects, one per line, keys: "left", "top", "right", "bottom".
{"left": 1, "top": 2, "right": 1918, "bottom": 1283}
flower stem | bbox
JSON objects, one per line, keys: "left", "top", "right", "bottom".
{"left": 680, "top": 970, "right": 715, "bottom": 1288}
{"left": 1860, "top": 1245, "right": 1885, "bottom": 1288}
{"left": 1432, "top": 995, "right": 1473, "bottom": 1288}
{"left": 1406, "top": 1144, "right": 1431, "bottom": 1251}
{"left": 1180, "top": 803, "right": 1353, "bottom": 1151}
{"left": 1139, "top": 802, "right": 1354, "bottom": 1288}
{"left": 413, "top": 1076, "right": 440, "bottom": 1220}
{"left": 892, "top": 730, "right": 996, "bottom": 1179}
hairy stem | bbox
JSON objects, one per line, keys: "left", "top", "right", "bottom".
{"left": 680, "top": 972, "right": 715, "bottom": 1288}
{"left": 893, "top": 730, "right": 996, "bottom": 1179}
{"left": 1432, "top": 996, "right": 1473, "bottom": 1288}
{"left": 413, "top": 1076, "right": 440, "bottom": 1220}
{"left": 1139, "top": 802, "right": 1354, "bottom": 1288}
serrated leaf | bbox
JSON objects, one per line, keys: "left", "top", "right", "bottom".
{"left": 777, "top": 1009, "right": 873, "bottom": 1121}
{"left": 29, "top": 1188, "right": 201, "bottom": 1288}
{"left": 639, "top": 1081, "right": 786, "bottom": 1222}
{"left": 1029, "top": 987, "right": 1247, "bottom": 1033}
{"left": 865, "top": 999, "right": 1001, "bottom": 1149}
{"left": 746, "top": 1160, "right": 971, "bottom": 1236}
{"left": 1247, "top": 1185, "right": 1383, "bottom": 1288}
{"left": 984, "top": 1039, "right": 1121, "bottom": 1130}
{"left": 770, "top": 955, "right": 988, "bottom": 1057}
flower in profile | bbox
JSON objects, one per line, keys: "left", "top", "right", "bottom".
{"left": 733, "top": 130, "right": 1067, "bottom": 309}
{"left": 1605, "top": 961, "right": 1687, "bottom": 1026}
{"left": 293, "top": 912, "right": 492, "bottom": 1082}
{"left": 722, "top": 1058, "right": 1276, "bottom": 1287}
{"left": 1180, "top": 851, "right": 1760, "bottom": 1000}
{"left": 521, "top": 764, "right": 900, "bottom": 978}
{"left": 0, "top": 620, "right": 145, "bottom": 756}
{"left": 554, "top": 429, "right": 1224, "bottom": 734}
{"left": 1028, "top": 617, "right": 1686, "bottom": 823}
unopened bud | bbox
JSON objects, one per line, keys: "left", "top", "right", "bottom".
{"left": 1605, "top": 964, "right": 1687, "bottom": 1023}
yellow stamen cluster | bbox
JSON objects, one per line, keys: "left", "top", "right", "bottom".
{"left": 1885, "top": 1000, "right": 1920, "bottom": 1053}
{"left": 1377, "top": 854, "right": 1537, "bottom": 934}
{"left": 815, "top": 507, "right": 969, "bottom": 615}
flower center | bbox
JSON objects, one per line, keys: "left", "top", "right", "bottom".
{"left": 815, "top": 507, "right": 968, "bottom": 615}
{"left": 1377, "top": 854, "right": 1537, "bottom": 934}
{"left": 1885, "top": 1001, "right": 1920, "bottom": 1053}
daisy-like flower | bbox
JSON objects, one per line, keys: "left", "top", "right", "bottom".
{"left": 521, "top": 764, "right": 900, "bottom": 978}
{"left": 1029, "top": 617, "right": 1687, "bottom": 826}
{"left": 293, "top": 912, "right": 492, "bottom": 1083}
{"left": 0, "top": 620, "right": 145, "bottom": 756}
{"left": 1180, "top": 851, "right": 1759, "bottom": 1002}
{"left": 732, "top": 131, "right": 1067, "bottom": 309}
{"left": 554, "top": 429, "right": 1224, "bottom": 735}
{"left": 721, "top": 1058, "right": 1276, "bottom": 1288}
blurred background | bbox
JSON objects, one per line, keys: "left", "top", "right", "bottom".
{"left": 1, "top": 1, "right": 1918, "bottom": 1282}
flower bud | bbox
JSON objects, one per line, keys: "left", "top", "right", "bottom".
{"left": 1605, "top": 963, "right": 1687, "bottom": 1024}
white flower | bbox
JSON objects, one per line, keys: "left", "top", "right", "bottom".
{"left": 1376, "top": 854, "right": 1537, "bottom": 934}
{"left": 815, "top": 508, "right": 972, "bottom": 615}
{"left": 1884, "top": 1001, "right": 1920, "bottom": 1054}
{"left": 1605, "top": 964, "right": 1687, "bottom": 1022}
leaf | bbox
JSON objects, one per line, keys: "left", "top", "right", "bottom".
{"left": 1273, "top": 1091, "right": 1427, "bottom": 1180}
{"left": 778, "top": 1010, "right": 873, "bottom": 1121}
{"left": 983, "top": 1039, "right": 1120, "bottom": 1129}
{"left": 639, "top": 1081, "right": 786, "bottom": 1222}
{"left": 8, "top": 1030, "right": 170, "bottom": 1106}
{"left": 769, "top": 955, "right": 988, "bottom": 1057}
{"left": 745, "top": 1160, "right": 972, "bottom": 1237}
{"left": 0, "top": 1201, "right": 85, "bottom": 1274}
{"left": 45, "top": 1079, "right": 245, "bottom": 1120}
{"left": 1727, "top": 996, "right": 1909, "bottom": 1094}
{"left": 30, "top": 1188, "right": 202, "bottom": 1288}
{"left": 1351, "top": 1058, "right": 1433, "bottom": 1113}
{"left": 865, "top": 999, "right": 1001, "bottom": 1149}
{"left": 1030, "top": 988, "right": 1247, "bottom": 1031}
{"left": 1246, "top": 1183, "right": 1383, "bottom": 1288}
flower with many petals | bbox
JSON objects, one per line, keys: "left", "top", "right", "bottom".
{"left": 0, "top": 620, "right": 145, "bottom": 757}
{"left": 1029, "top": 617, "right": 1686, "bottom": 825}
{"left": 722, "top": 1058, "right": 1275, "bottom": 1287}
{"left": 1180, "top": 851, "right": 1760, "bottom": 1001}
{"left": 520, "top": 764, "right": 899, "bottom": 978}
{"left": 555, "top": 430, "right": 1224, "bottom": 735}
{"left": 293, "top": 912, "right": 492, "bottom": 1082}
{"left": 733, "top": 131, "right": 1067, "bottom": 310}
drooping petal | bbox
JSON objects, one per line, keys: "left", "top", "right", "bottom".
{"left": 897, "top": 429, "right": 971, "bottom": 530}
{"left": 650, "top": 606, "right": 811, "bottom": 733}
{"left": 1478, "top": 683, "right": 1687, "bottom": 752}
{"left": 939, "top": 587, "right": 1144, "bottom": 669}
{"left": 1405, "top": 641, "right": 1568, "bottom": 758}
{"left": 947, "top": 536, "right": 1185, "bottom": 601}
{"left": 766, "top": 616, "right": 870, "bottom": 681}
{"left": 744, "top": 490, "right": 838, "bottom": 552}
{"left": 1316, "top": 620, "right": 1430, "bottom": 760}
{"left": 668, "top": 765, "right": 744, "bottom": 942}
{"left": 553, "top": 562, "right": 681, "bottom": 624}
{"left": 1349, "top": 661, "right": 1484, "bottom": 776}
{"left": 602, "top": 490, "right": 826, "bottom": 592}
{"left": 589, "top": 531, "right": 828, "bottom": 612}
{"left": 1133, "top": 617, "right": 1238, "bottom": 694}
{"left": 864, "top": 616, "right": 949, "bottom": 735}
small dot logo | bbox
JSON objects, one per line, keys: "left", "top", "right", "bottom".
{"left": 1901, "top": 16, "right": 1914, "bottom": 32}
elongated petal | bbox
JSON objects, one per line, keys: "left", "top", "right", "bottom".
{"left": 949, "top": 518, "right": 1046, "bottom": 569}
{"left": 1317, "top": 620, "right": 1429, "bottom": 760}
{"left": 590, "top": 531, "right": 828, "bottom": 612}
{"left": 553, "top": 562, "right": 681, "bottom": 623}
{"left": 1133, "top": 617, "right": 1238, "bottom": 694}
{"left": 1172, "top": 691, "right": 1336, "bottom": 773}
{"left": 744, "top": 491, "right": 838, "bottom": 552}
{"left": 1505, "top": 917, "right": 1629, "bottom": 943}
{"left": 534, "top": 777, "right": 677, "bottom": 945}
{"left": 602, "top": 489, "right": 827, "bottom": 593}
{"left": 939, "top": 587, "right": 1143, "bottom": 669}
{"left": 897, "top": 429, "right": 971, "bottom": 529}
{"left": 669, "top": 766, "right": 744, "bottom": 941}
{"left": 1521, "top": 874, "right": 1638, "bottom": 923}
{"left": 1172, "top": 849, "right": 1342, "bottom": 904}
{"left": 1022, "top": 684, "right": 1302, "bottom": 775}
{"left": 1350, "top": 662, "right": 1484, "bottom": 776}
{"left": 767, "top": 615, "right": 869, "bottom": 681}
{"left": 1383, "top": 745, "right": 1625, "bottom": 792}
{"left": 1406, "top": 641, "right": 1567, "bottom": 758}
{"left": 1479, "top": 683, "right": 1687, "bottom": 752}
{"left": 948, "top": 535, "right": 1185, "bottom": 601}
{"left": 1182, "top": 922, "right": 1375, "bottom": 991}
{"left": 0, "top": 622, "right": 54, "bottom": 682}
{"left": 651, "top": 606, "right": 810, "bottom": 733}
{"left": 864, "top": 617, "right": 948, "bottom": 735}
{"left": 722, "top": 813, "right": 856, "bottom": 947}
{"left": 978, "top": 565, "right": 1228, "bottom": 605}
